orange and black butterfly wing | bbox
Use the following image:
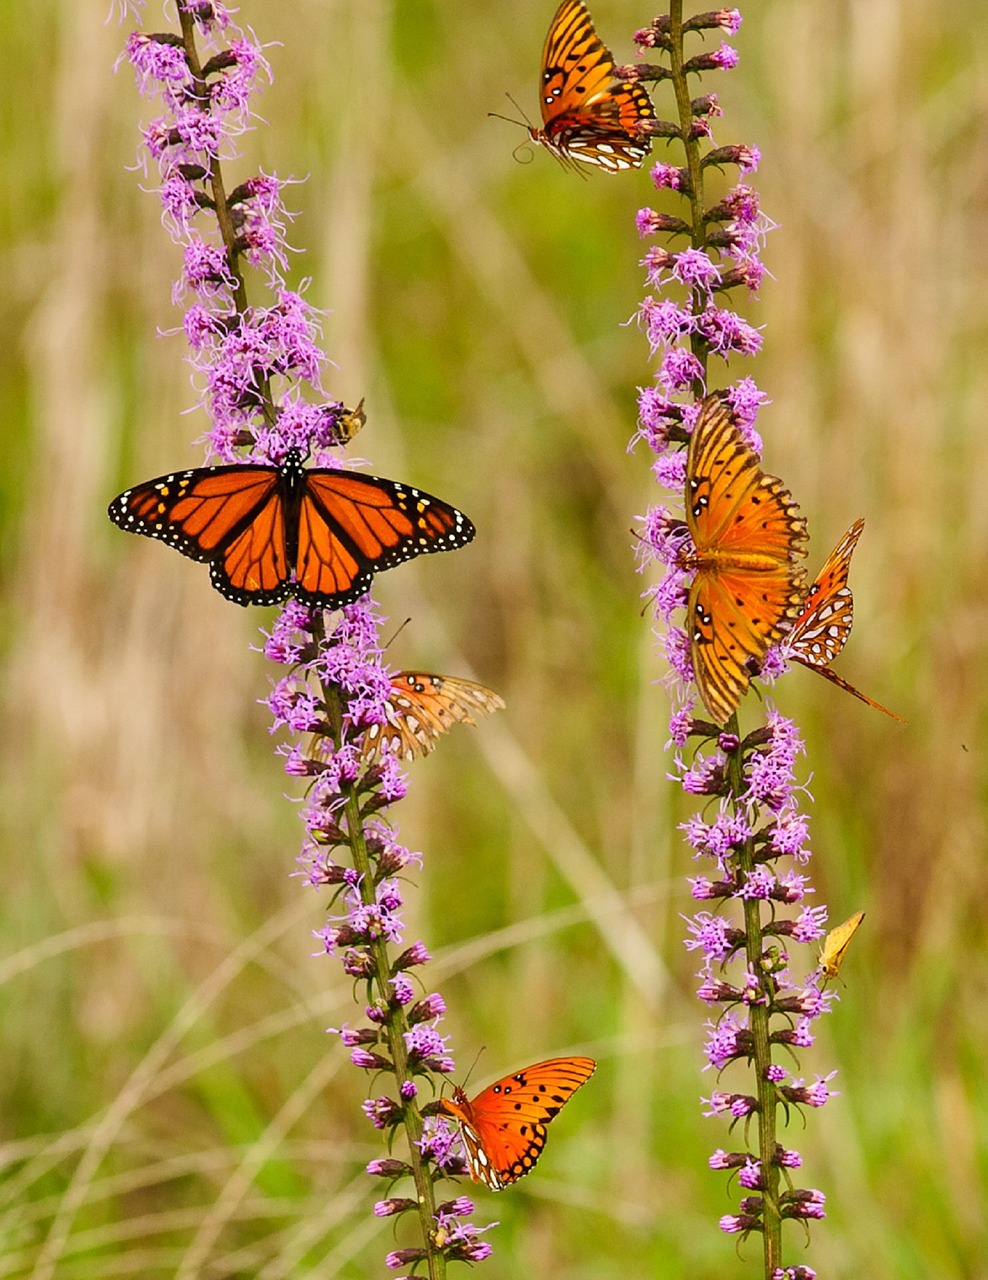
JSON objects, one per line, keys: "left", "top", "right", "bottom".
{"left": 787, "top": 520, "right": 863, "bottom": 667}
{"left": 534, "top": 0, "right": 654, "bottom": 170}
{"left": 440, "top": 1057, "right": 596, "bottom": 1191}
{"left": 361, "top": 672, "right": 505, "bottom": 765}
{"left": 295, "top": 471, "right": 475, "bottom": 610}
{"left": 686, "top": 565, "right": 809, "bottom": 726}
{"left": 686, "top": 398, "right": 808, "bottom": 566}
{"left": 682, "top": 397, "right": 808, "bottom": 723}
{"left": 786, "top": 519, "right": 904, "bottom": 720}
{"left": 108, "top": 464, "right": 290, "bottom": 605}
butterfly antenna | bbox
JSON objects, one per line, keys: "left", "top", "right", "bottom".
{"left": 383, "top": 617, "right": 412, "bottom": 651}
{"left": 488, "top": 109, "right": 528, "bottom": 130}
{"left": 461, "top": 1045, "right": 486, "bottom": 1091}
{"left": 488, "top": 91, "right": 535, "bottom": 132}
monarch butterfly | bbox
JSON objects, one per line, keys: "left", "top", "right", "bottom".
{"left": 818, "top": 910, "right": 865, "bottom": 982}
{"left": 438, "top": 1057, "right": 596, "bottom": 1191}
{"left": 530, "top": 0, "right": 655, "bottom": 171}
{"left": 678, "top": 395, "right": 808, "bottom": 725}
{"left": 784, "top": 521, "right": 904, "bottom": 721}
{"left": 361, "top": 672, "right": 505, "bottom": 765}
{"left": 107, "top": 450, "right": 474, "bottom": 609}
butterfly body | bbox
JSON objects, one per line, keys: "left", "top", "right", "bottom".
{"left": 439, "top": 1056, "right": 596, "bottom": 1191}
{"left": 784, "top": 521, "right": 903, "bottom": 721}
{"left": 678, "top": 396, "right": 808, "bottom": 724}
{"left": 108, "top": 450, "right": 474, "bottom": 609}
{"left": 818, "top": 910, "right": 865, "bottom": 982}
{"left": 531, "top": 0, "right": 654, "bottom": 171}
{"left": 361, "top": 672, "right": 505, "bottom": 765}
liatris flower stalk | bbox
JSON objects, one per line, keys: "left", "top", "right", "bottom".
{"left": 627, "top": 5, "right": 835, "bottom": 1276}
{"left": 119, "top": 5, "right": 488, "bottom": 1275}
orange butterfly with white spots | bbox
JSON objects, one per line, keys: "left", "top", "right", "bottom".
{"left": 360, "top": 672, "right": 505, "bottom": 765}
{"left": 784, "top": 520, "right": 903, "bottom": 721}
{"left": 530, "top": 0, "right": 655, "bottom": 171}
{"left": 438, "top": 1057, "right": 596, "bottom": 1190}
{"left": 677, "top": 395, "right": 808, "bottom": 724}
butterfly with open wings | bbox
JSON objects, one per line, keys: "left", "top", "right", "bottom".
{"left": 783, "top": 520, "right": 904, "bottom": 721}
{"left": 360, "top": 672, "right": 505, "bottom": 765}
{"left": 529, "top": 0, "right": 655, "bottom": 171}
{"left": 439, "top": 1057, "right": 596, "bottom": 1191}
{"left": 677, "top": 395, "right": 808, "bottom": 725}
{"left": 108, "top": 450, "right": 474, "bottom": 609}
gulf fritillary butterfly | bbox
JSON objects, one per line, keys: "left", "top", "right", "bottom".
{"left": 784, "top": 521, "right": 904, "bottom": 721}
{"left": 678, "top": 395, "right": 808, "bottom": 725}
{"left": 108, "top": 451, "right": 474, "bottom": 609}
{"left": 360, "top": 672, "right": 505, "bottom": 765}
{"left": 530, "top": 0, "right": 655, "bottom": 171}
{"left": 438, "top": 1056, "right": 596, "bottom": 1191}
{"left": 817, "top": 910, "right": 865, "bottom": 982}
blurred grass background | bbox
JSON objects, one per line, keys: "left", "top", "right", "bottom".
{"left": 0, "top": 0, "right": 986, "bottom": 1275}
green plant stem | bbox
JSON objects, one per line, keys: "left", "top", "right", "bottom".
{"left": 726, "top": 715, "right": 782, "bottom": 1274}
{"left": 321, "top": 670, "right": 446, "bottom": 1280}
{"left": 668, "top": 0, "right": 705, "bottom": 250}
{"left": 667, "top": 0, "right": 711, "bottom": 407}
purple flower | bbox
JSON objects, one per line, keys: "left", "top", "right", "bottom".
{"left": 703, "top": 1092, "right": 758, "bottom": 1119}
{"left": 435, "top": 1196, "right": 475, "bottom": 1218}
{"left": 366, "top": 1158, "right": 411, "bottom": 1178}
{"left": 416, "top": 1116, "right": 462, "bottom": 1170}
{"left": 781, "top": 1073, "right": 840, "bottom": 1109}
{"left": 719, "top": 1212, "right": 761, "bottom": 1234}
{"left": 374, "top": 1198, "right": 416, "bottom": 1218}
{"left": 389, "top": 974, "right": 415, "bottom": 1006}
{"left": 385, "top": 1250, "right": 427, "bottom": 1271}
{"left": 649, "top": 162, "right": 687, "bottom": 190}
{"left": 408, "top": 993, "right": 447, "bottom": 1023}
{"left": 658, "top": 347, "right": 704, "bottom": 391}
{"left": 362, "top": 1096, "right": 402, "bottom": 1131}
{"left": 672, "top": 248, "right": 722, "bottom": 290}
{"left": 738, "top": 1158, "right": 764, "bottom": 1190}
{"left": 703, "top": 1013, "right": 750, "bottom": 1069}
{"left": 782, "top": 1189, "right": 826, "bottom": 1220}
{"left": 393, "top": 940, "right": 432, "bottom": 970}
{"left": 710, "top": 42, "right": 740, "bottom": 69}
{"left": 683, "top": 911, "right": 742, "bottom": 962}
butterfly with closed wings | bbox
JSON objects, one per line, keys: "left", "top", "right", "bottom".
{"left": 108, "top": 450, "right": 474, "bottom": 609}
{"left": 677, "top": 395, "right": 808, "bottom": 725}
{"left": 529, "top": 0, "right": 655, "bottom": 171}
{"left": 439, "top": 1056, "right": 596, "bottom": 1191}
{"left": 817, "top": 910, "right": 865, "bottom": 983}
{"left": 783, "top": 520, "right": 904, "bottom": 721}
{"left": 360, "top": 672, "right": 505, "bottom": 765}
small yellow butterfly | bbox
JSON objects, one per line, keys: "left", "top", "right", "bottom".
{"left": 818, "top": 911, "right": 865, "bottom": 982}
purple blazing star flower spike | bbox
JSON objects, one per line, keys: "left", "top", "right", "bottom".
{"left": 628, "top": 8, "right": 851, "bottom": 1272}
{"left": 117, "top": 6, "right": 490, "bottom": 1275}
